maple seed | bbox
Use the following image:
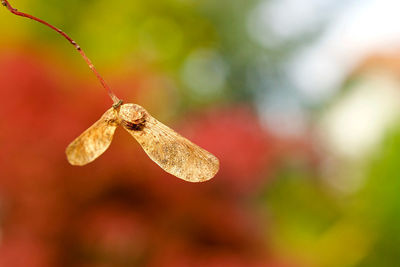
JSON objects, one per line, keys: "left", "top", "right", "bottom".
{"left": 2, "top": 0, "right": 219, "bottom": 182}
{"left": 66, "top": 104, "right": 220, "bottom": 182}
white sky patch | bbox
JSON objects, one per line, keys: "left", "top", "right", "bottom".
{"left": 288, "top": 0, "right": 400, "bottom": 103}
{"left": 319, "top": 73, "right": 400, "bottom": 159}
{"left": 247, "top": 0, "right": 341, "bottom": 47}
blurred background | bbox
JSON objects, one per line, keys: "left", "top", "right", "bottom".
{"left": 1, "top": 0, "right": 400, "bottom": 266}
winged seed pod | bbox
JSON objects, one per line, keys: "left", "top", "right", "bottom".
{"left": 2, "top": 0, "right": 220, "bottom": 182}
{"left": 66, "top": 104, "right": 219, "bottom": 182}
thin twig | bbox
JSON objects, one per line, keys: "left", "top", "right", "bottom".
{"left": 1, "top": 0, "right": 122, "bottom": 106}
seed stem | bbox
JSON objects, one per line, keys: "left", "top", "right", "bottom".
{"left": 1, "top": 0, "right": 121, "bottom": 105}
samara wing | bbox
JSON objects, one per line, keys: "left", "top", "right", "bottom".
{"left": 119, "top": 104, "right": 219, "bottom": 182}
{"left": 66, "top": 107, "right": 119, "bottom": 166}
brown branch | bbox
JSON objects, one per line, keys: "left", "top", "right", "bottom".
{"left": 1, "top": 0, "right": 122, "bottom": 106}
